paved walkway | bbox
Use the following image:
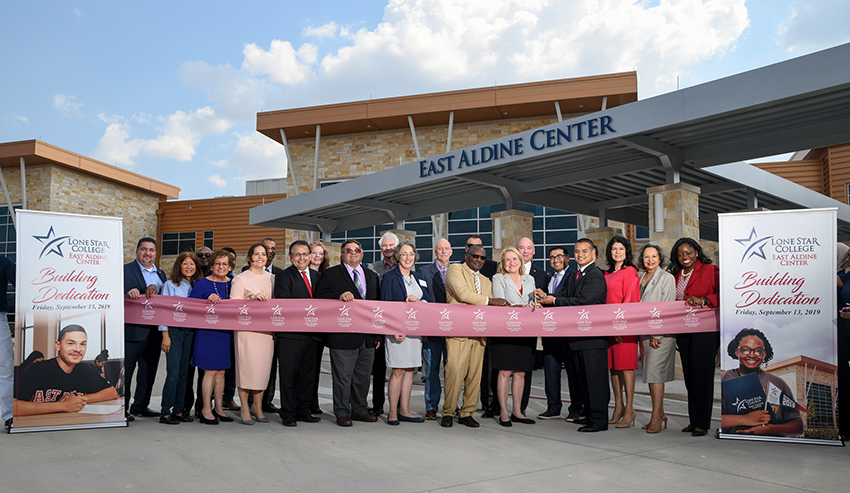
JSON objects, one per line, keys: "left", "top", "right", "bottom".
{"left": 2, "top": 354, "right": 846, "bottom": 492}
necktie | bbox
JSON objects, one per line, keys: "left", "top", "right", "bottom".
{"left": 473, "top": 271, "right": 481, "bottom": 295}
{"left": 301, "top": 270, "right": 313, "bottom": 297}
{"left": 575, "top": 270, "right": 581, "bottom": 283}
{"left": 353, "top": 269, "right": 365, "bottom": 298}
{"left": 553, "top": 272, "right": 562, "bottom": 291}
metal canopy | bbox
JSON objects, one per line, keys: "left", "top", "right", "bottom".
{"left": 251, "top": 43, "right": 850, "bottom": 241}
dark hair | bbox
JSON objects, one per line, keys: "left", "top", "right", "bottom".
{"left": 465, "top": 234, "right": 483, "bottom": 245}
{"left": 137, "top": 237, "right": 157, "bottom": 250}
{"left": 605, "top": 235, "right": 635, "bottom": 273}
{"left": 548, "top": 246, "right": 569, "bottom": 257}
{"left": 95, "top": 349, "right": 109, "bottom": 364}
{"left": 341, "top": 239, "right": 362, "bottom": 251}
{"left": 309, "top": 241, "right": 330, "bottom": 272}
{"left": 246, "top": 243, "right": 270, "bottom": 268}
{"left": 575, "top": 238, "right": 595, "bottom": 250}
{"left": 669, "top": 237, "right": 712, "bottom": 276}
{"left": 290, "top": 240, "right": 310, "bottom": 254}
{"left": 727, "top": 328, "right": 774, "bottom": 365}
{"left": 58, "top": 324, "right": 86, "bottom": 342}
{"left": 210, "top": 250, "right": 235, "bottom": 270}
{"left": 170, "top": 252, "right": 202, "bottom": 286}
{"left": 635, "top": 243, "right": 670, "bottom": 271}
{"left": 261, "top": 238, "right": 276, "bottom": 245}
{"left": 222, "top": 247, "right": 236, "bottom": 255}
{"left": 19, "top": 350, "right": 44, "bottom": 373}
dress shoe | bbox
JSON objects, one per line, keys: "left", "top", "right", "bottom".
{"left": 564, "top": 412, "right": 582, "bottom": 422}
{"left": 336, "top": 416, "right": 353, "bottom": 427}
{"left": 125, "top": 413, "right": 135, "bottom": 422}
{"left": 241, "top": 418, "right": 254, "bottom": 425}
{"left": 577, "top": 423, "right": 606, "bottom": 432}
{"left": 3, "top": 418, "right": 11, "bottom": 430}
{"left": 481, "top": 409, "right": 496, "bottom": 419}
{"left": 398, "top": 415, "right": 425, "bottom": 423}
{"left": 213, "top": 411, "right": 234, "bottom": 422}
{"left": 682, "top": 424, "right": 695, "bottom": 433}
{"left": 223, "top": 400, "right": 241, "bottom": 411}
{"left": 174, "top": 414, "right": 193, "bottom": 423}
{"left": 510, "top": 415, "right": 536, "bottom": 425}
{"left": 250, "top": 411, "right": 270, "bottom": 423}
{"left": 499, "top": 418, "right": 512, "bottom": 427}
{"left": 352, "top": 413, "right": 378, "bottom": 423}
{"left": 691, "top": 428, "right": 708, "bottom": 437}
{"left": 387, "top": 419, "right": 400, "bottom": 426}
{"left": 262, "top": 403, "right": 280, "bottom": 414}
{"left": 281, "top": 416, "right": 297, "bottom": 427}
{"left": 458, "top": 416, "right": 480, "bottom": 428}
{"left": 440, "top": 416, "right": 453, "bottom": 428}
{"left": 425, "top": 410, "right": 437, "bottom": 420}
{"left": 159, "top": 415, "right": 180, "bottom": 425}
{"left": 295, "top": 415, "right": 321, "bottom": 423}
{"left": 538, "top": 410, "right": 561, "bottom": 420}
{"left": 367, "top": 407, "right": 384, "bottom": 417}
{"left": 132, "top": 408, "right": 159, "bottom": 417}
{"left": 310, "top": 407, "right": 323, "bottom": 415}
{"left": 199, "top": 414, "right": 219, "bottom": 425}
{"left": 573, "top": 416, "right": 591, "bottom": 425}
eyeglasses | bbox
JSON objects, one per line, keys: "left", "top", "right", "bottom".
{"left": 291, "top": 252, "right": 310, "bottom": 258}
{"left": 468, "top": 254, "right": 487, "bottom": 261}
{"left": 399, "top": 252, "right": 416, "bottom": 258}
{"left": 197, "top": 253, "right": 211, "bottom": 258}
{"left": 737, "top": 347, "right": 766, "bottom": 357}
{"left": 549, "top": 254, "right": 565, "bottom": 260}
{"left": 343, "top": 248, "right": 362, "bottom": 254}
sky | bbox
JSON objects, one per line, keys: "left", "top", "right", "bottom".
{"left": 2, "top": 0, "right": 849, "bottom": 201}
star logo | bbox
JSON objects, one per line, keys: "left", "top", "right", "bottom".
{"left": 473, "top": 309, "right": 485, "bottom": 320}
{"left": 735, "top": 227, "right": 773, "bottom": 262}
{"left": 33, "top": 226, "right": 71, "bottom": 259}
{"left": 406, "top": 308, "right": 417, "bottom": 320}
{"left": 613, "top": 308, "right": 626, "bottom": 320}
{"left": 439, "top": 309, "right": 451, "bottom": 320}
{"left": 508, "top": 310, "right": 520, "bottom": 321}
{"left": 649, "top": 307, "right": 662, "bottom": 319}
{"left": 685, "top": 306, "right": 698, "bottom": 317}
{"left": 304, "top": 305, "right": 317, "bottom": 317}
{"left": 207, "top": 305, "right": 216, "bottom": 314}
{"left": 543, "top": 310, "right": 555, "bottom": 321}
{"left": 143, "top": 300, "right": 154, "bottom": 310}
{"left": 271, "top": 305, "right": 284, "bottom": 316}
{"left": 339, "top": 305, "right": 351, "bottom": 317}
{"left": 372, "top": 307, "right": 384, "bottom": 319}
{"left": 173, "top": 302, "right": 184, "bottom": 312}
{"left": 578, "top": 309, "right": 590, "bottom": 321}
{"left": 239, "top": 305, "right": 250, "bottom": 315}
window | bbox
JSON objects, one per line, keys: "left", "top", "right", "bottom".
{"left": 805, "top": 381, "right": 835, "bottom": 429}
{"left": 0, "top": 205, "right": 19, "bottom": 328}
{"left": 161, "top": 231, "right": 196, "bottom": 255}
{"left": 203, "top": 230, "right": 214, "bottom": 249}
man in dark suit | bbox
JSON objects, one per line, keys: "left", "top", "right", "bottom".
{"left": 273, "top": 240, "right": 322, "bottom": 427}
{"left": 315, "top": 239, "right": 381, "bottom": 427}
{"left": 536, "top": 238, "right": 608, "bottom": 432}
{"left": 538, "top": 246, "right": 586, "bottom": 421}
{"left": 365, "top": 231, "right": 398, "bottom": 416}
{"left": 240, "top": 238, "right": 286, "bottom": 414}
{"left": 124, "top": 237, "right": 166, "bottom": 420}
{"left": 417, "top": 237, "right": 452, "bottom": 419}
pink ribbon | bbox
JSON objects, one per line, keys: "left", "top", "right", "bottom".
{"left": 126, "top": 296, "right": 718, "bottom": 337}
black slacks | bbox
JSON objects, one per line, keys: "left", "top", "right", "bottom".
{"left": 277, "top": 337, "right": 318, "bottom": 419}
{"left": 677, "top": 331, "right": 720, "bottom": 431}
{"left": 573, "top": 346, "right": 609, "bottom": 428}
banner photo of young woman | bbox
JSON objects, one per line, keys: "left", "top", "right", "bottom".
{"left": 718, "top": 208, "right": 840, "bottom": 445}
{"left": 11, "top": 210, "right": 125, "bottom": 433}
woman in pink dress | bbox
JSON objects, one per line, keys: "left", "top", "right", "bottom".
{"left": 231, "top": 243, "right": 275, "bottom": 425}
{"left": 604, "top": 235, "right": 641, "bottom": 428}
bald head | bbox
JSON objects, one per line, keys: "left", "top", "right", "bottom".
{"left": 517, "top": 237, "right": 535, "bottom": 263}
{"left": 434, "top": 238, "right": 452, "bottom": 266}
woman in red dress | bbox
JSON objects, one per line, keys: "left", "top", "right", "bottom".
{"left": 604, "top": 236, "right": 642, "bottom": 428}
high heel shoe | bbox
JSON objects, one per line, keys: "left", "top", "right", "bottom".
{"left": 646, "top": 414, "right": 668, "bottom": 434}
{"left": 213, "top": 411, "right": 234, "bottom": 422}
{"left": 250, "top": 411, "right": 270, "bottom": 423}
{"left": 615, "top": 411, "right": 636, "bottom": 428}
{"left": 608, "top": 408, "right": 624, "bottom": 425}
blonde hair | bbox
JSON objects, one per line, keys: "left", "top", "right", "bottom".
{"left": 498, "top": 247, "right": 525, "bottom": 276}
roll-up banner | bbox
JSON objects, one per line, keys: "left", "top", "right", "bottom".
{"left": 11, "top": 210, "right": 125, "bottom": 433}
{"left": 718, "top": 208, "right": 841, "bottom": 445}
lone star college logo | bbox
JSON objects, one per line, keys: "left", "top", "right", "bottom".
{"left": 473, "top": 309, "right": 485, "bottom": 320}
{"left": 439, "top": 309, "right": 451, "bottom": 320}
{"left": 406, "top": 308, "right": 417, "bottom": 320}
{"left": 507, "top": 310, "right": 520, "bottom": 321}
{"left": 613, "top": 308, "right": 626, "bottom": 320}
{"left": 339, "top": 305, "right": 351, "bottom": 317}
{"left": 543, "top": 310, "right": 555, "bottom": 321}
{"left": 685, "top": 306, "right": 698, "bottom": 317}
{"left": 578, "top": 309, "right": 590, "bottom": 321}
{"left": 304, "top": 305, "right": 317, "bottom": 317}
{"left": 735, "top": 227, "right": 773, "bottom": 262}
{"left": 173, "top": 302, "right": 184, "bottom": 312}
{"left": 143, "top": 300, "right": 154, "bottom": 310}
{"left": 207, "top": 305, "right": 216, "bottom": 314}
{"left": 34, "top": 226, "right": 71, "bottom": 259}
{"left": 372, "top": 307, "right": 384, "bottom": 319}
{"left": 649, "top": 307, "right": 662, "bottom": 319}
{"left": 271, "top": 305, "right": 284, "bottom": 316}
{"left": 239, "top": 305, "right": 250, "bottom": 315}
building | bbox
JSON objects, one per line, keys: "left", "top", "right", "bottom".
{"left": 765, "top": 355, "right": 838, "bottom": 434}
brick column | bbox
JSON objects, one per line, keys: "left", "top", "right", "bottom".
{"left": 584, "top": 226, "right": 622, "bottom": 271}
{"left": 490, "top": 209, "right": 534, "bottom": 263}
{"left": 323, "top": 242, "right": 342, "bottom": 267}
{"left": 646, "top": 182, "right": 701, "bottom": 258}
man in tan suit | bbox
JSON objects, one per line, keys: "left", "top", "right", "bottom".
{"left": 441, "top": 245, "right": 509, "bottom": 428}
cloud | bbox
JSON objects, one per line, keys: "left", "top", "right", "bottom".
{"left": 15, "top": 115, "right": 29, "bottom": 124}
{"left": 92, "top": 107, "right": 231, "bottom": 167}
{"left": 216, "top": 131, "right": 288, "bottom": 180}
{"left": 179, "top": 61, "right": 273, "bottom": 122}
{"left": 304, "top": 22, "right": 339, "bottom": 38}
{"left": 73, "top": 8, "right": 81, "bottom": 17}
{"left": 53, "top": 93, "right": 83, "bottom": 116}
{"left": 241, "top": 40, "right": 317, "bottom": 85}
{"left": 778, "top": 0, "right": 850, "bottom": 54}
{"left": 208, "top": 174, "right": 227, "bottom": 187}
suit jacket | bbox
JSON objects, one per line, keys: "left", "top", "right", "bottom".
{"left": 124, "top": 261, "right": 166, "bottom": 342}
{"left": 418, "top": 262, "right": 447, "bottom": 303}
{"left": 552, "top": 262, "right": 608, "bottom": 351}
{"left": 639, "top": 269, "right": 676, "bottom": 303}
{"left": 315, "top": 263, "right": 380, "bottom": 350}
{"left": 491, "top": 273, "right": 535, "bottom": 306}
{"left": 274, "top": 265, "right": 323, "bottom": 341}
{"left": 368, "top": 259, "right": 395, "bottom": 278}
{"left": 528, "top": 263, "right": 548, "bottom": 291}
{"left": 242, "top": 264, "right": 285, "bottom": 277}
{"left": 479, "top": 259, "right": 498, "bottom": 280}
{"left": 446, "top": 263, "right": 493, "bottom": 306}
{"left": 675, "top": 260, "right": 719, "bottom": 307}
{"left": 546, "top": 266, "right": 575, "bottom": 296}
{"left": 380, "top": 268, "right": 433, "bottom": 303}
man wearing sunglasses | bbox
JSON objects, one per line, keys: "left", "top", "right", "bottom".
{"left": 315, "top": 240, "right": 381, "bottom": 427}
{"left": 441, "top": 245, "right": 510, "bottom": 428}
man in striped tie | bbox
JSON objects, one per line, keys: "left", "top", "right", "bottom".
{"left": 315, "top": 240, "right": 382, "bottom": 427}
